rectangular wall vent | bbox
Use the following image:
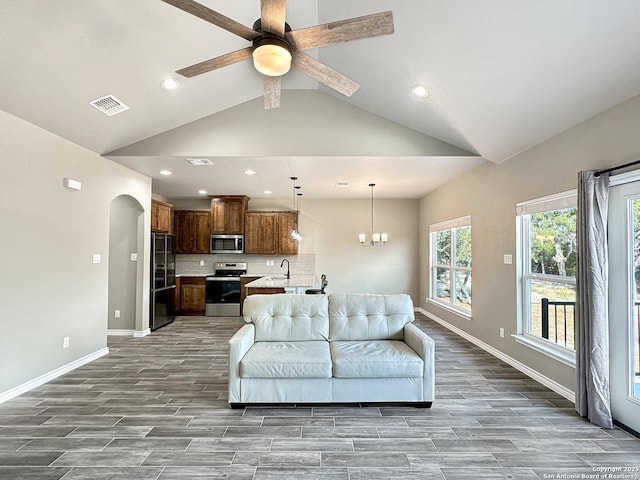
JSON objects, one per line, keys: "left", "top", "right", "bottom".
{"left": 335, "top": 181, "right": 350, "bottom": 188}
{"left": 185, "top": 158, "right": 214, "bottom": 166}
{"left": 89, "top": 94, "right": 129, "bottom": 116}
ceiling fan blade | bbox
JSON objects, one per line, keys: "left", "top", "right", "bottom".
{"left": 161, "top": 0, "right": 259, "bottom": 41}
{"left": 176, "top": 47, "right": 253, "bottom": 78}
{"left": 287, "top": 11, "right": 393, "bottom": 51}
{"left": 261, "top": 0, "right": 286, "bottom": 36}
{"left": 263, "top": 76, "right": 281, "bottom": 109}
{"left": 292, "top": 52, "right": 360, "bottom": 97}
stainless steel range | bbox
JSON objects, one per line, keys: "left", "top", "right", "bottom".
{"left": 205, "top": 262, "right": 247, "bottom": 317}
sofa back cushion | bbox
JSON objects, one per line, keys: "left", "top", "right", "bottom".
{"left": 243, "top": 294, "right": 329, "bottom": 341}
{"left": 328, "top": 293, "right": 414, "bottom": 341}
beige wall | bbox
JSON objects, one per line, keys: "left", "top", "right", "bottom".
{"left": 419, "top": 93, "right": 640, "bottom": 393}
{"left": 0, "top": 109, "right": 151, "bottom": 396}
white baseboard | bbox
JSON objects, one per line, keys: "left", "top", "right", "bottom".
{"left": 108, "top": 328, "right": 150, "bottom": 337}
{"left": 0, "top": 347, "right": 109, "bottom": 405}
{"left": 107, "top": 329, "right": 134, "bottom": 336}
{"left": 134, "top": 328, "right": 151, "bottom": 338}
{"left": 415, "top": 307, "right": 575, "bottom": 402}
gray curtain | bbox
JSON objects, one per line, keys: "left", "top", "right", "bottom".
{"left": 575, "top": 170, "right": 612, "bottom": 429}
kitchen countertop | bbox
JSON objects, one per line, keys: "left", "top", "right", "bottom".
{"left": 175, "top": 273, "right": 214, "bottom": 278}
{"left": 244, "top": 275, "right": 316, "bottom": 289}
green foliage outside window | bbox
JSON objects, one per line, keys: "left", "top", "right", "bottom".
{"left": 529, "top": 208, "right": 576, "bottom": 277}
{"left": 433, "top": 224, "right": 471, "bottom": 312}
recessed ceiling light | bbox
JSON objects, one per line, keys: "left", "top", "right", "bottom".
{"left": 161, "top": 78, "right": 180, "bottom": 90}
{"left": 264, "top": 190, "right": 273, "bottom": 195}
{"left": 158, "top": 169, "right": 172, "bottom": 176}
{"left": 198, "top": 189, "right": 208, "bottom": 195}
{"left": 244, "top": 169, "right": 256, "bottom": 175}
{"left": 411, "top": 85, "right": 429, "bottom": 98}
{"left": 335, "top": 181, "right": 350, "bottom": 188}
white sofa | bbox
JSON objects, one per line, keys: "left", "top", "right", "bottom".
{"left": 228, "top": 293, "right": 435, "bottom": 408}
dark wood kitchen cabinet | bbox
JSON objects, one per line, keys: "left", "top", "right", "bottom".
{"left": 240, "top": 276, "right": 261, "bottom": 315}
{"left": 179, "top": 276, "right": 205, "bottom": 315}
{"left": 277, "top": 211, "right": 299, "bottom": 255}
{"left": 244, "top": 211, "right": 298, "bottom": 255}
{"left": 151, "top": 199, "right": 172, "bottom": 233}
{"left": 245, "top": 212, "right": 278, "bottom": 254}
{"left": 174, "top": 210, "right": 210, "bottom": 254}
{"left": 210, "top": 195, "right": 249, "bottom": 235}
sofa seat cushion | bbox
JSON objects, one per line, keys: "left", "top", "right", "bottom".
{"left": 331, "top": 340, "right": 423, "bottom": 378}
{"left": 240, "top": 341, "right": 332, "bottom": 379}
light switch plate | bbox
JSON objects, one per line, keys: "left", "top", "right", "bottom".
{"left": 503, "top": 254, "right": 512, "bottom": 264}
{"left": 130, "top": 253, "right": 138, "bottom": 261}
{"left": 92, "top": 253, "right": 101, "bottom": 264}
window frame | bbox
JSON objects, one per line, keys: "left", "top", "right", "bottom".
{"left": 515, "top": 191, "right": 577, "bottom": 366}
{"left": 429, "top": 215, "right": 472, "bottom": 319}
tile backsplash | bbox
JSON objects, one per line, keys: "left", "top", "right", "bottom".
{"left": 176, "top": 253, "right": 316, "bottom": 277}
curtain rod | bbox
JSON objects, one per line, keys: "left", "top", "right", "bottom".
{"left": 594, "top": 159, "right": 640, "bottom": 177}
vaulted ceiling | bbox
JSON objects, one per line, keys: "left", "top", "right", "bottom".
{"left": 2, "top": 1, "right": 640, "bottom": 199}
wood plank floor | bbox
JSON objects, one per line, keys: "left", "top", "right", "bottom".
{"left": 1, "top": 313, "right": 638, "bottom": 479}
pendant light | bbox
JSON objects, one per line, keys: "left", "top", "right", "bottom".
{"left": 359, "top": 183, "right": 388, "bottom": 247}
{"left": 289, "top": 177, "right": 302, "bottom": 242}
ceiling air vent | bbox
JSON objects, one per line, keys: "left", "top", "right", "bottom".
{"left": 335, "top": 181, "right": 350, "bottom": 188}
{"left": 185, "top": 158, "right": 214, "bottom": 166}
{"left": 89, "top": 94, "right": 129, "bottom": 116}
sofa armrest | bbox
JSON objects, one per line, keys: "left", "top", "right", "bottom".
{"left": 228, "top": 324, "right": 255, "bottom": 404}
{"left": 404, "top": 323, "right": 435, "bottom": 402}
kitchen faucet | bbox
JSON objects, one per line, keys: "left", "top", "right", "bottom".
{"left": 280, "top": 259, "right": 290, "bottom": 279}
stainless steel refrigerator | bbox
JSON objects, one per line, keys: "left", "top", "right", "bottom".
{"left": 151, "top": 233, "right": 176, "bottom": 330}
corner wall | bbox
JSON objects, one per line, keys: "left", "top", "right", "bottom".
{"left": 0, "top": 109, "right": 152, "bottom": 397}
{"left": 419, "top": 93, "right": 640, "bottom": 393}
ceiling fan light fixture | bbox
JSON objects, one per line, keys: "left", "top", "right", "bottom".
{"left": 252, "top": 38, "right": 292, "bottom": 77}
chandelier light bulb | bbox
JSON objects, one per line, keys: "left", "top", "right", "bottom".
{"left": 359, "top": 183, "right": 388, "bottom": 247}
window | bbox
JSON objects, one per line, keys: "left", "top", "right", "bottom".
{"left": 516, "top": 191, "right": 576, "bottom": 363}
{"left": 429, "top": 216, "right": 472, "bottom": 316}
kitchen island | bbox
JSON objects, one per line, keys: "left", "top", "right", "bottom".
{"left": 244, "top": 275, "right": 316, "bottom": 295}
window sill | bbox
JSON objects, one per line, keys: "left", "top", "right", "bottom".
{"left": 512, "top": 334, "right": 575, "bottom": 367}
{"left": 427, "top": 298, "right": 472, "bottom": 321}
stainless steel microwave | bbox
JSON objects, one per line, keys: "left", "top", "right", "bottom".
{"left": 210, "top": 234, "right": 244, "bottom": 254}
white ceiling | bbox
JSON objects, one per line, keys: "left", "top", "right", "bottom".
{"left": 2, "top": 1, "right": 640, "bottom": 199}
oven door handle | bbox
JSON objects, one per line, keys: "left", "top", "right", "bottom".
{"left": 206, "top": 277, "right": 241, "bottom": 282}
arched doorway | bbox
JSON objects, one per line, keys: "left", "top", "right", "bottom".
{"left": 108, "top": 195, "right": 145, "bottom": 335}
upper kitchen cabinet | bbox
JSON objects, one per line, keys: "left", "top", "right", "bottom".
{"left": 210, "top": 195, "right": 249, "bottom": 235}
{"left": 245, "top": 211, "right": 298, "bottom": 255}
{"left": 174, "top": 210, "right": 210, "bottom": 254}
{"left": 151, "top": 199, "right": 172, "bottom": 233}
{"left": 277, "top": 211, "right": 299, "bottom": 255}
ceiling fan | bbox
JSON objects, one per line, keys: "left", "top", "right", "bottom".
{"left": 161, "top": 0, "right": 394, "bottom": 109}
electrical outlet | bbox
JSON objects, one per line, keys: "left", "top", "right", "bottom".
{"left": 92, "top": 253, "right": 101, "bottom": 264}
{"left": 63, "top": 336, "right": 69, "bottom": 349}
{"left": 130, "top": 253, "right": 138, "bottom": 261}
{"left": 499, "top": 328, "right": 505, "bottom": 338}
{"left": 199, "top": 260, "right": 205, "bottom": 266}
{"left": 114, "top": 310, "right": 121, "bottom": 318}
{"left": 503, "top": 254, "right": 512, "bottom": 264}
